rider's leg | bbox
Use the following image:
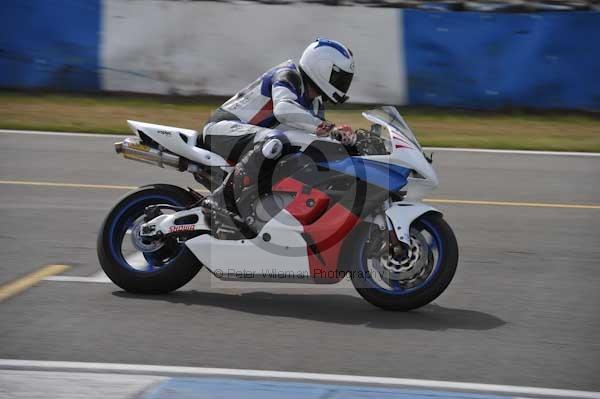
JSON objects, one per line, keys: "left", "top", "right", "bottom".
{"left": 201, "top": 122, "right": 287, "bottom": 218}
{"left": 202, "top": 120, "right": 257, "bottom": 163}
{"left": 227, "top": 137, "right": 284, "bottom": 220}
{"left": 200, "top": 121, "right": 254, "bottom": 215}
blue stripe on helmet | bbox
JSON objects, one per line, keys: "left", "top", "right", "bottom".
{"left": 314, "top": 38, "right": 350, "bottom": 59}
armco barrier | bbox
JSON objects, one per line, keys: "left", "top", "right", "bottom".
{"left": 1, "top": 1, "right": 599, "bottom": 110}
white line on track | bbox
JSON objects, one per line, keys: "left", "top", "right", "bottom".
{"left": 2, "top": 129, "right": 599, "bottom": 157}
{"left": 424, "top": 146, "right": 600, "bottom": 157}
{"left": 44, "top": 270, "right": 111, "bottom": 283}
{"left": 0, "top": 359, "right": 598, "bottom": 398}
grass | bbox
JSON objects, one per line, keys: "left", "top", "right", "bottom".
{"left": 1, "top": 91, "right": 599, "bottom": 152}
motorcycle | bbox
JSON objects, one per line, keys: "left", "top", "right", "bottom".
{"left": 97, "top": 106, "right": 458, "bottom": 310}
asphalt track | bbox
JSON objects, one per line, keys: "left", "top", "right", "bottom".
{"left": 0, "top": 131, "right": 599, "bottom": 394}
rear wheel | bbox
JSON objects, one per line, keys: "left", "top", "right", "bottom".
{"left": 97, "top": 184, "right": 203, "bottom": 294}
{"left": 349, "top": 213, "right": 458, "bottom": 311}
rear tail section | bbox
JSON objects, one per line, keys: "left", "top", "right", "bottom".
{"left": 126, "top": 120, "right": 229, "bottom": 167}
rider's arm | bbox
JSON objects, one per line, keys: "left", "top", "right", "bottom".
{"left": 271, "top": 68, "right": 356, "bottom": 145}
{"left": 271, "top": 69, "right": 324, "bottom": 133}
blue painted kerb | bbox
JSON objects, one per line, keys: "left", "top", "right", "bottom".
{"left": 143, "top": 377, "right": 517, "bottom": 399}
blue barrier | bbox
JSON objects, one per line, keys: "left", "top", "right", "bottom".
{"left": 0, "top": 0, "right": 100, "bottom": 91}
{"left": 403, "top": 10, "right": 600, "bottom": 110}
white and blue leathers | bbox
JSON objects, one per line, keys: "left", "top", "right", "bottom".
{"left": 202, "top": 60, "right": 325, "bottom": 161}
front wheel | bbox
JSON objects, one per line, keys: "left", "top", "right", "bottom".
{"left": 348, "top": 213, "right": 458, "bottom": 311}
{"left": 97, "top": 184, "right": 203, "bottom": 294}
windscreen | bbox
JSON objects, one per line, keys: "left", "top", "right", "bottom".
{"left": 362, "top": 106, "right": 422, "bottom": 151}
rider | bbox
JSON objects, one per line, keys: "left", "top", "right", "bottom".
{"left": 201, "top": 38, "right": 357, "bottom": 222}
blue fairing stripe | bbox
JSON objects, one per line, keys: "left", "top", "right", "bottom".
{"left": 318, "top": 158, "right": 410, "bottom": 192}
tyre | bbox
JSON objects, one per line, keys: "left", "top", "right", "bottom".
{"left": 348, "top": 213, "right": 458, "bottom": 311}
{"left": 97, "top": 184, "right": 203, "bottom": 294}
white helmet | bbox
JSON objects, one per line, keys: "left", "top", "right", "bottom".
{"left": 299, "top": 38, "right": 355, "bottom": 104}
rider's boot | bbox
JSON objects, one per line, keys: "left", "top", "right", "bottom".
{"left": 199, "top": 173, "right": 244, "bottom": 229}
{"left": 200, "top": 181, "right": 256, "bottom": 237}
{"left": 231, "top": 140, "right": 281, "bottom": 211}
{"left": 200, "top": 140, "right": 278, "bottom": 230}
{"left": 200, "top": 135, "right": 285, "bottom": 237}
{"left": 200, "top": 173, "right": 233, "bottom": 214}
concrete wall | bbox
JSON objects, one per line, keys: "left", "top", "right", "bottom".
{"left": 100, "top": 1, "right": 406, "bottom": 104}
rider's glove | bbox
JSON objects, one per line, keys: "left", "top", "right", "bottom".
{"left": 315, "top": 121, "right": 336, "bottom": 137}
{"left": 331, "top": 124, "right": 357, "bottom": 147}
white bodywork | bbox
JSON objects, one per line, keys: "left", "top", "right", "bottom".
{"left": 361, "top": 107, "right": 439, "bottom": 201}
{"left": 361, "top": 107, "right": 441, "bottom": 242}
{"left": 127, "top": 120, "right": 230, "bottom": 167}
{"left": 146, "top": 208, "right": 210, "bottom": 236}
{"left": 385, "top": 203, "right": 439, "bottom": 244}
{"left": 187, "top": 211, "right": 312, "bottom": 281}
{"left": 132, "top": 107, "right": 441, "bottom": 280}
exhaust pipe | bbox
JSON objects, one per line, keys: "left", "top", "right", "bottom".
{"left": 115, "top": 137, "right": 182, "bottom": 170}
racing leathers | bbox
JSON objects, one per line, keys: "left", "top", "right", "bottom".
{"left": 201, "top": 60, "right": 353, "bottom": 229}
{"left": 203, "top": 60, "right": 327, "bottom": 158}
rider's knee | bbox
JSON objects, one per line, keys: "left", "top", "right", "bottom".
{"left": 261, "top": 131, "right": 290, "bottom": 160}
{"left": 262, "top": 138, "right": 284, "bottom": 159}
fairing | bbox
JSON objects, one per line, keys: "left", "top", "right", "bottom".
{"left": 319, "top": 157, "right": 410, "bottom": 192}
{"left": 362, "top": 107, "right": 438, "bottom": 188}
{"left": 127, "top": 120, "right": 230, "bottom": 167}
{"left": 131, "top": 106, "right": 443, "bottom": 282}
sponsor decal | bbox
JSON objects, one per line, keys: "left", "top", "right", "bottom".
{"left": 391, "top": 132, "right": 413, "bottom": 150}
{"left": 156, "top": 130, "right": 172, "bottom": 136}
{"left": 169, "top": 224, "right": 195, "bottom": 233}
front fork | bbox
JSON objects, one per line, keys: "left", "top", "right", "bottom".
{"left": 384, "top": 202, "right": 441, "bottom": 245}
{"left": 363, "top": 202, "right": 440, "bottom": 268}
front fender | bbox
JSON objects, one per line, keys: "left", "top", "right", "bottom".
{"left": 385, "top": 202, "right": 441, "bottom": 244}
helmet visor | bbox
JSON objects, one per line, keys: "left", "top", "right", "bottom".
{"left": 329, "top": 67, "right": 353, "bottom": 95}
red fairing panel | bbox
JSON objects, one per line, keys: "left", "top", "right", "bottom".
{"left": 304, "top": 204, "right": 359, "bottom": 283}
{"left": 272, "top": 178, "right": 329, "bottom": 225}
{"left": 274, "top": 177, "right": 360, "bottom": 283}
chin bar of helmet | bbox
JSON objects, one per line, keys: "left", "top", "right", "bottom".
{"left": 331, "top": 92, "right": 349, "bottom": 104}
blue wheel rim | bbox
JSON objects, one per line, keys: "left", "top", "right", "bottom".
{"left": 107, "top": 194, "right": 185, "bottom": 273}
{"left": 359, "top": 219, "right": 444, "bottom": 296}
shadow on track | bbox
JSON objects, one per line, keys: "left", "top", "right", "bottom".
{"left": 113, "top": 290, "right": 505, "bottom": 331}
